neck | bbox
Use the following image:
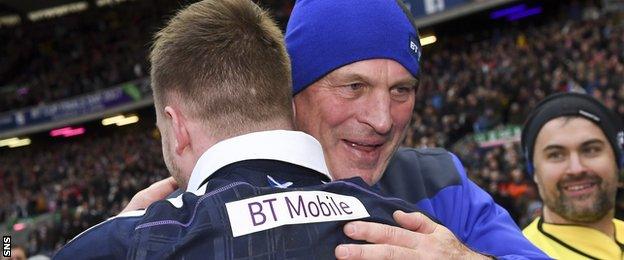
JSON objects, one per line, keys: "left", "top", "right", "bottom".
{"left": 542, "top": 207, "right": 615, "bottom": 238}
{"left": 215, "top": 119, "right": 294, "bottom": 140}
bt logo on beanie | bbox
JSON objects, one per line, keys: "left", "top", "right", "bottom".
{"left": 409, "top": 36, "right": 421, "bottom": 62}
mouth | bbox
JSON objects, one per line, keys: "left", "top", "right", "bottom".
{"left": 342, "top": 139, "right": 384, "bottom": 152}
{"left": 560, "top": 181, "right": 599, "bottom": 197}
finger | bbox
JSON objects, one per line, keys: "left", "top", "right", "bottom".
{"left": 393, "top": 210, "right": 436, "bottom": 234}
{"left": 335, "top": 244, "right": 416, "bottom": 260}
{"left": 343, "top": 221, "right": 422, "bottom": 249}
{"left": 121, "top": 197, "right": 145, "bottom": 213}
{"left": 122, "top": 177, "right": 179, "bottom": 213}
{"left": 146, "top": 177, "right": 179, "bottom": 199}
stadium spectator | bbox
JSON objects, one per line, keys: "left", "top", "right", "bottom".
{"left": 521, "top": 92, "right": 624, "bottom": 259}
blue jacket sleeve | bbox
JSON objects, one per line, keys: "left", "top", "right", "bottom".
{"left": 437, "top": 153, "right": 547, "bottom": 259}
{"left": 378, "top": 148, "right": 549, "bottom": 259}
{"left": 53, "top": 213, "right": 140, "bottom": 259}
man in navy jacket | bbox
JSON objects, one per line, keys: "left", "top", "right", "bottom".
{"left": 56, "top": 0, "right": 493, "bottom": 258}
{"left": 56, "top": 130, "right": 437, "bottom": 259}
{"left": 122, "top": 0, "right": 548, "bottom": 259}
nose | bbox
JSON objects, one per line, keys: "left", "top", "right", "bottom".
{"left": 566, "top": 152, "right": 587, "bottom": 175}
{"left": 359, "top": 91, "right": 392, "bottom": 135}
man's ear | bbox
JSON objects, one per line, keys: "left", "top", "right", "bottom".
{"left": 292, "top": 98, "right": 301, "bottom": 129}
{"left": 533, "top": 173, "right": 539, "bottom": 184}
{"left": 164, "top": 106, "right": 190, "bottom": 155}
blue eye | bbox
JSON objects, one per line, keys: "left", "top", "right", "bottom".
{"left": 390, "top": 85, "right": 415, "bottom": 102}
{"left": 392, "top": 86, "right": 412, "bottom": 94}
{"left": 335, "top": 83, "right": 365, "bottom": 98}
{"left": 347, "top": 83, "right": 364, "bottom": 91}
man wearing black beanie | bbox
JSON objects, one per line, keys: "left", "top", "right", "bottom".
{"left": 521, "top": 92, "right": 624, "bottom": 259}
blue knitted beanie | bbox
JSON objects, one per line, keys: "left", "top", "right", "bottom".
{"left": 286, "top": 0, "right": 422, "bottom": 95}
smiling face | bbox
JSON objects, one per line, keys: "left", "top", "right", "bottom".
{"left": 532, "top": 117, "right": 618, "bottom": 223}
{"left": 293, "top": 59, "right": 417, "bottom": 185}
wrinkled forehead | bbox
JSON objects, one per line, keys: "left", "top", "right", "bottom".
{"left": 318, "top": 59, "right": 418, "bottom": 88}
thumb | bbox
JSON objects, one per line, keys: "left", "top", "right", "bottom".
{"left": 393, "top": 210, "right": 437, "bottom": 234}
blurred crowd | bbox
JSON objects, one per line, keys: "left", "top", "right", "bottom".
{"left": 1, "top": 0, "right": 624, "bottom": 257}
{"left": 0, "top": 0, "right": 294, "bottom": 113}
{"left": 0, "top": 125, "right": 168, "bottom": 256}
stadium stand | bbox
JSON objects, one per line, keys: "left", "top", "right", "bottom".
{"left": 1, "top": 0, "right": 623, "bottom": 257}
{"left": 0, "top": 0, "right": 294, "bottom": 113}
{"left": 0, "top": 119, "right": 168, "bottom": 255}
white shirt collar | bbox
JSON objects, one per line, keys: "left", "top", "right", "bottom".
{"left": 186, "top": 130, "right": 331, "bottom": 193}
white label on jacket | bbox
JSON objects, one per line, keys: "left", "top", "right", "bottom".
{"left": 226, "top": 191, "right": 370, "bottom": 237}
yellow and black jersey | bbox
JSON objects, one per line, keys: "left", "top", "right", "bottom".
{"left": 523, "top": 217, "right": 624, "bottom": 259}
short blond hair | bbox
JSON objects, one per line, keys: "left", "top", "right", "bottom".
{"left": 150, "top": 0, "right": 292, "bottom": 138}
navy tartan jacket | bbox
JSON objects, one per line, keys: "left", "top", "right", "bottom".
{"left": 56, "top": 130, "right": 548, "bottom": 259}
{"left": 55, "top": 159, "right": 422, "bottom": 259}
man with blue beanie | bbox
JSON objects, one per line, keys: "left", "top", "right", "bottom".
{"left": 120, "top": 0, "right": 547, "bottom": 258}
{"left": 286, "top": 0, "right": 547, "bottom": 259}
